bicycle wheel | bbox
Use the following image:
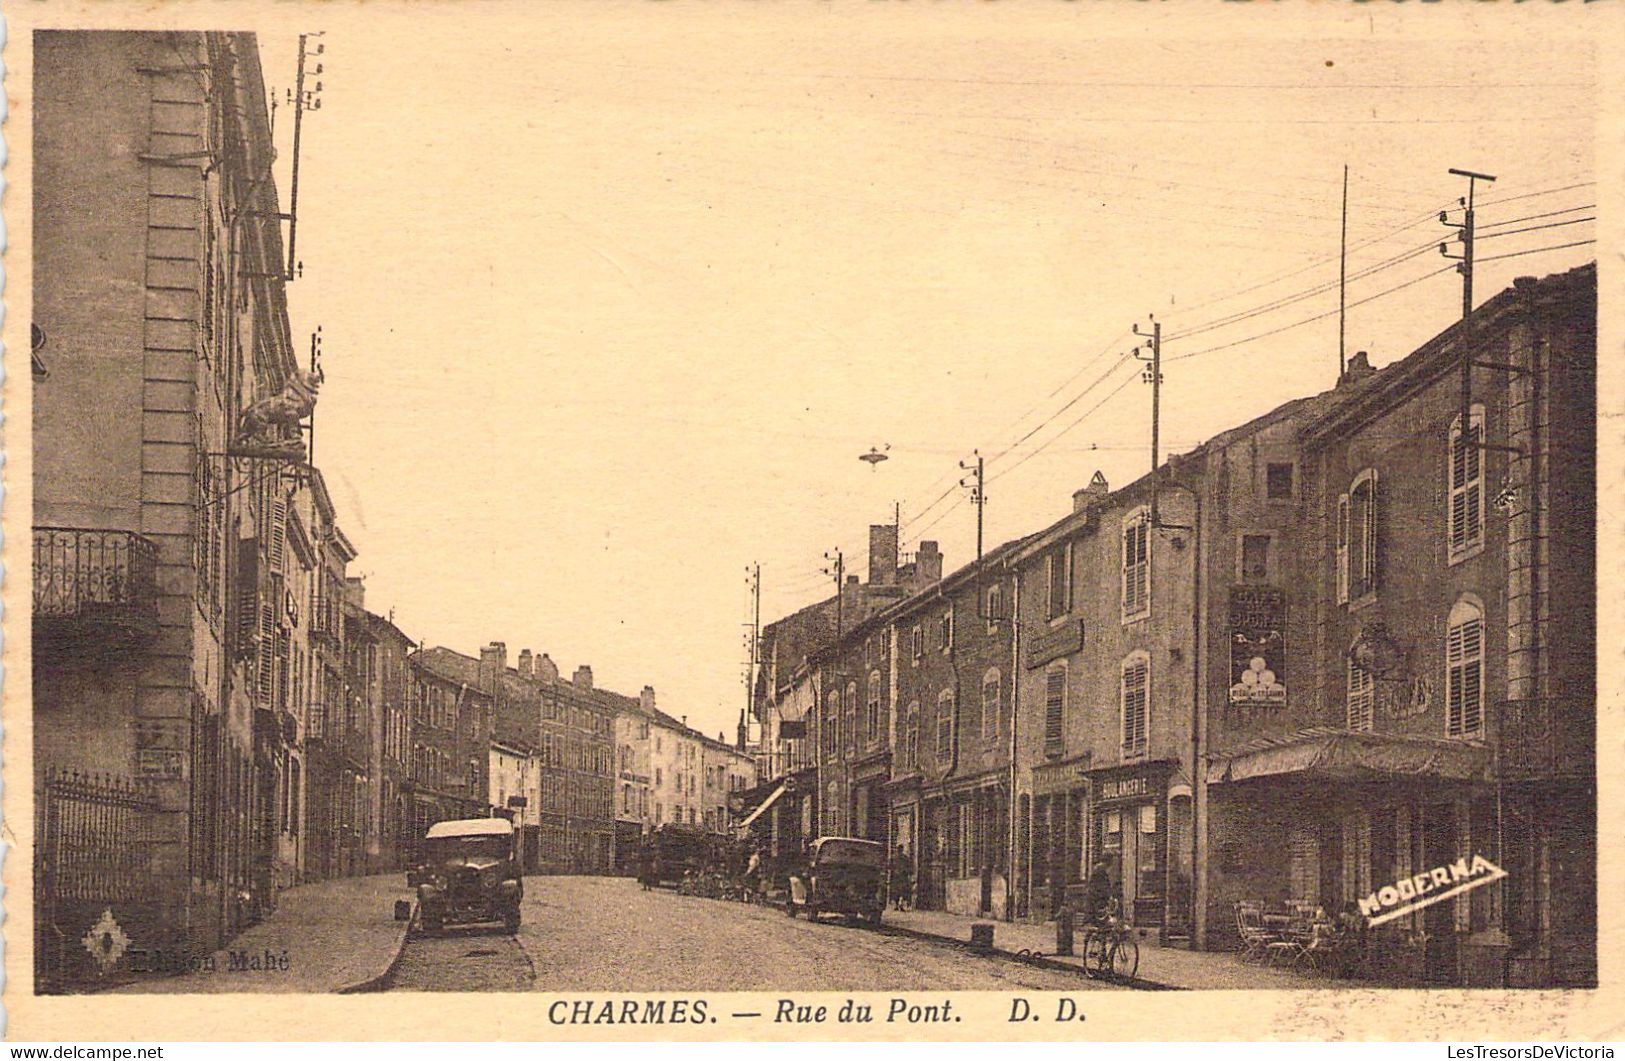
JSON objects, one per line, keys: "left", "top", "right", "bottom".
{"left": 1084, "top": 933, "right": 1109, "bottom": 978}
{"left": 1109, "top": 936, "right": 1140, "bottom": 981}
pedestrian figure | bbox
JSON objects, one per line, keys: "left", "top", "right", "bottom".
{"left": 890, "top": 844, "right": 913, "bottom": 911}
{"left": 1084, "top": 860, "right": 1114, "bottom": 927}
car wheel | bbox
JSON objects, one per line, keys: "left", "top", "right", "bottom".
{"left": 805, "top": 904, "right": 818, "bottom": 922}
{"left": 866, "top": 907, "right": 883, "bottom": 926}
{"left": 785, "top": 902, "right": 798, "bottom": 918}
{"left": 504, "top": 909, "right": 521, "bottom": 934}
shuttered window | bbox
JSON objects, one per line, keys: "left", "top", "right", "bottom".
{"left": 1447, "top": 600, "right": 1485, "bottom": 739}
{"left": 1047, "top": 545, "right": 1071, "bottom": 620}
{"left": 1347, "top": 654, "right": 1374, "bottom": 732}
{"left": 936, "top": 689, "right": 955, "bottom": 764}
{"left": 1122, "top": 512, "right": 1150, "bottom": 620}
{"left": 1043, "top": 665, "right": 1066, "bottom": 759}
{"left": 1348, "top": 471, "right": 1379, "bottom": 599}
{"left": 981, "top": 668, "right": 1002, "bottom": 742}
{"left": 1335, "top": 495, "right": 1350, "bottom": 604}
{"left": 1121, "top": 653, "right": 1149, "bottom": 760}
{"left": 1449, "top": 407, "right": 1486, "bottom": 560}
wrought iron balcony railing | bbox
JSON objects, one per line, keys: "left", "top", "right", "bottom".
{"left": 33, "top": 527, "right": 159, "bottom": 649}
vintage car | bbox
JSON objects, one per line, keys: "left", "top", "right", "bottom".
{"left": 785, "top": 836, "right": 886, "bottom": 925}
{"left": 414, "top": 817, "right": 523, "bottom": 935}
{"left": 646, "top": 822, "right": 712, "bottom": 888}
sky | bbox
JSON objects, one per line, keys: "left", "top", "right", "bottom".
{"left": 247, "top": 5, "right": 1597, "bottom": 742}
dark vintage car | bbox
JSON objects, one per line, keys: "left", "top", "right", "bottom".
{"left": 786, "top": 836, "right": 885, "bottom": 925}
{"left": 646, "top": 823, "right": 712, "bottom": 888}
{"left": 414, "top": 817, "right": 523, "bottom": 935}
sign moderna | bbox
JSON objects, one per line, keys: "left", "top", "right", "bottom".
{"left": 1358, "top": 853, "right": 1508, "bottom": 926}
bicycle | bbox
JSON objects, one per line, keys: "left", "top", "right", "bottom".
{"left": 1080, "top": 901, "right": 1139, "bottom": 982}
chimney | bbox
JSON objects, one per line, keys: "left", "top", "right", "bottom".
{"left": 518, "top": 649, "right": 534, "bottom": 678}
{"left": 1073, "top": 470, "right": 1110, "bottom": 514}
{"left": 1339, "top": 350, "right": 1375, "bottom": 388}
{"left": 737, "top": 708, "right": 749, "bottom": 751}
{"left": 640, "top": 685, "right": 656, "bottom": 715}
{"left": 573, "top": 665, "right": 594, "bottom": 692}
{"left": 535, "top": 653, "right": 559, "bottom": 683}
{"left": 868, "top": 524, "right": 899, "bottom": 587}
{"left": 917, "top": 540, "right": 943, "bottom": 584}
{"left": 478, "top": 642, "right": 507, "bottom": 694}
{"left": 681, "top": 714, "right": 687, "bottom": 728}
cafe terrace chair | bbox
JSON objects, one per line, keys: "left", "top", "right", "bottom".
{"left": 1234, "top": 900, "right": 1278, "bottom": 964}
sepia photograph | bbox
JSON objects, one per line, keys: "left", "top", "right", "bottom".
{"left": 2, "top": 0, "right": 1618, "bottom": 1043}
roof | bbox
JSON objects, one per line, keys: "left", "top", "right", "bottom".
{"left": 425, "top": 817, "right": 514, "bottom": 839}
{"left": 413, "top": 646, "right": 487, "bottom": 689}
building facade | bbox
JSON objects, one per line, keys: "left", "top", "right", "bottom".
{"left": 30, "top": 30, "right": 322, "bottom": 989}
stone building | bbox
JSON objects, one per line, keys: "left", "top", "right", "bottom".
{"left": 1203, "top": 264, "right": 1596, "bottom": 987}
{"left": 30, "top": 30, "right": 320, "bottom": 989}
{"left": 407, "top": 648, "right": 493, "bottom": 838}
{"left": 886, "top": 537, "right": 1026, "bottom": 918}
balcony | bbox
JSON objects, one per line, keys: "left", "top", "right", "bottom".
{"left": 1498, "top": 697, "right": 1594, "bottom": 782}
{"left": 33, "top": 527, "right": 159, "bottom": 652}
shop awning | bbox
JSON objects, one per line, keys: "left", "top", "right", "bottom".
{"left": 735, "top": 781, "right": 788, "bottom": 836}
{"left": 1208, "top": 726, "right": 1491, "bottom": 785}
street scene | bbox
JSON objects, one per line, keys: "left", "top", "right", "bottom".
{"left": 24, "top": 12, "right": 1598, "bottom": 1007}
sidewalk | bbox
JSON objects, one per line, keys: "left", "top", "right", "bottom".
{"left": 111, "top": 873, "right": 412, "bottom": 994}
{"left": 883, "top": 906, "right": 1322, "bottom": 990}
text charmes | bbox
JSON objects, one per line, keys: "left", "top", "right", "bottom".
{"left": 1360, "top": 853, "right": 1508, "bottom": 927}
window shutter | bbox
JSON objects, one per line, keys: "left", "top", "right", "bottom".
{"left": 1366, "top": 471, "right": 1382, "bottom": 593}
{"left": 1347, "top": 659, "right": 1374, "bottom": 731}
{"left": 1044, "top": 668, "right": 1065, "bottom": 758}
{"left": 236, "top": 541, "right": 260, "bottom": 660}
{"left": 269, "top": 496, "right": 287, "bottom": 574}
{"left": 1336, "top": 495, "right": 1350, "bottom": 604}
{"left": 1122, "top": 657, "right": 1149, "bottom": 758}
{"left": 276, "top": 623, "right": 290, "bottom": 711}
{"left": 1447, "top": 614, "right": 1484, "bottom": 738}
{"left": 257, "top": 601, "right": 275, "bottom": 704}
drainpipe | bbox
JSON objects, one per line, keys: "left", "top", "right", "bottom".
{"left": 1158, "top": 476, "right": 1205, "bottom": 949}
{"left": 1006, "top": 566, "right": 1020, "bottom": 922}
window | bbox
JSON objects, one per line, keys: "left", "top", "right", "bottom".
{"left": 1449, "top": 407, "right": 1486, "bottom": 561}
{"left": 986, "top": 584, "right": 1004, "bottom": 632}
{"left": 844, "top": 681, "right": 858, "bottom": 751}
{"left": 981, "top": 668, "right": 1001, "bottom": 742}
{"left": 1122, "top": 510, "right": 1151, "bottom": 620}
{"left": 1267, "top": 462, "right": 1295, "bottom": 500}
{"left": 902, "top": 700, "right": 920, "bottom": 771}
{"left": 1121, "top": 653, "right": 1149, "bottom": 760}
{"left": 1043, "top": 664, "right": 1066, "bottom": 759}
{"left": 1240, "top": 534, "right": 1271, "bottom": 584}
{"left": 655, "top": 766, "right": 663, "bottom": 787}
{"left": 823, "top": 689, "right": 839, "bottom": 755}
{"left": 1447, "top": 598, "right": 1485, "bottom": 739}
{"left": 1347, "top": 652, "right": 1374, "bottom": 731}
{"left": 936, "top": 689, "right": 955, "bottom": 764}
{"left": 911, "top": 625, "right": 924, "bottom": 661}
{"left": 1341, "top": 470, "right": 1380, "bottom": 602}
{"left": 1047, "top": 545, "right": 1072, "bottom": 621}
{"left": 866, "top": 670, "right": 882, "bottom": 744}
{"left": 939, "top": 609, "right": 955, "bottom": 652}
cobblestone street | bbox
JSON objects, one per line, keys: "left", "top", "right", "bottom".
{"left": 385, "top": 876, "right": 1116, "bottom": 992}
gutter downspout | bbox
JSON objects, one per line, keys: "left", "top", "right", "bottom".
{"left": 1006, "top": 566, "right": 1020, "bottom": 922}
{"left": 1158, "top": 477, "right": 1205, "bottom": 949}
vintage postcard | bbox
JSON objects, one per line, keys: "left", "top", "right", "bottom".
{"left": 2, "top": 0, "right": 1621, "bottom": 1043}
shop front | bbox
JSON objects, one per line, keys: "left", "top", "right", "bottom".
{"left": 1205, "top": 727, "right": 1497, "bottom": 984}
{"left": 1027, "top": 754, "right": 1090, "bottom": 920}
{"left": 1085, "top": 759, "right": 1180, "bottom": 936}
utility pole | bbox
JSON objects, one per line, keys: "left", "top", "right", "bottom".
{"left": 743, "top": 563, "right": 761, "bottom": 758}
{"left": 823, "top": 548, "right": 845, "bottom": 638}
{"left": 285, "top": 34, "right": 325, "bottom": 281}
{"left": 1339, "top": 164, "right": 1349, "bottom": 379}
{"left": 1440, "top": 167, "right": 1497, "bottom": 425}
{"left": 959, "top": 451, "right": 985, "bottom": 564}
{"left": 1131, "top": 315, "right": 1163, "bottom": 527}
